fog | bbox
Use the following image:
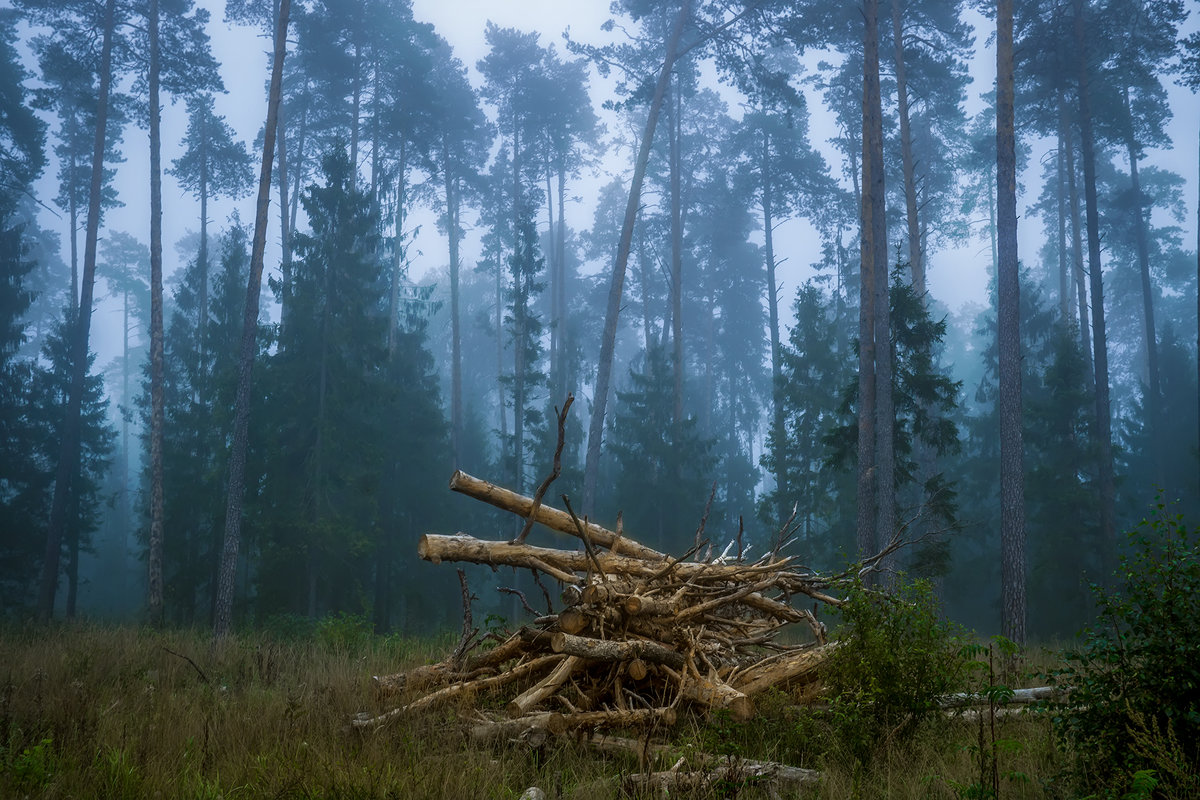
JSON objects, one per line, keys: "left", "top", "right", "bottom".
{"left": 2, "top": 0, "right": 1198, "bottom": 639}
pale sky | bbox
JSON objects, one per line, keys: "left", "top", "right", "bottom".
{"left": 21, "top": 1, "right": 1200, "bottom": 369}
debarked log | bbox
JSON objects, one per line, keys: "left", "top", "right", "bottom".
{"left": 665, "top": 665, "right": 754, "bottom": 722}
{"left": 353, "top": 654, "right": 566, "bottom": 729}
{"left": 938, "top": 686, "right": 1059, "bottom": 707}
{"left": 549, "top": 632, "right": 686, "bottom": 671}
{"left": 508, "top": 655, "right": 584, "bottom": 717}
{"left": 419, "top": 533, "right": 803, "bottom": 585}
{"left": 733, "top": 642, "right": 836, "bottom": 697}
{"left": 621, "top": 759, "right": 821, "bottom": 794}
{"left": 449, "top": 470, "right": 665, "bottom": 561}
{"left": 555, "top": 706, "right": 678, "bottom": 731}
{"left": 470, "top": 712, "right": 568, "bottom": 743}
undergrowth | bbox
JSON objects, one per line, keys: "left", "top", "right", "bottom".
{"left": 0, "top": 619, "right": 1069, "bottom": 800}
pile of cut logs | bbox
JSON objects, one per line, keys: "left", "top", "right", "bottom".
{"left": 352, "top": 468, "right": 872, "bottom": 736}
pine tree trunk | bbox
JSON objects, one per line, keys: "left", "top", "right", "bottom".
{"left": 556, "top": 164, "right": 568, "bottom": 399}
{"left": 213, "top": 0, "right": 290, "bottom": 639}
{"left": 1061, "top": 105, "right": 1095, "bottom": 384}
{"left": 669, "top": 81, "right": 684, "bottom": 431}
{"left": 37, "top": 0, "right": 117, "bottom": 622}
{"left": 445, "top": 140, "right": 463, "bottom": 466}
{"left": 68, "top": 139, "right": 79, "bottom": 313}
{"left": 1056, "top": 125, "right": 1070, "bottom": 320}
{"left": 762, "top": 132, "right": 786, "bottom": 524}
{"left": 891, "top": 0, "right": 923, "bottom": 293}
{"left": 1122, "top": 87, "right": 1162, "bottom": 484}
{"left": 198, "top": 111, "right": 210, "bottom": 372}
{"left": 997, "top": 0, "right": 1025, "bottom": 645}
{"left": 546, "top": 162, "right": 559, "bottom": 403}
{"left": 1073, "top": 0, "right": 1116, "bottom": 573}
{"left": 387, "top": 143, "right": 406, "bottom": 355}
{"left": 147, "top": 0, "right": 167, "bottom": 626}
{"left": 277, "top": 81, "right": 291, "bottom": 335}
{"left": 857, "top": 0, "right": 887, "bottom": 564}
{"left": 582, "top": 0, "right": 691, "bottom": 517}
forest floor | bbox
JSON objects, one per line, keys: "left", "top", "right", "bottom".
{"left": 0, "top": 623, "right": 1070, "bottom": 799}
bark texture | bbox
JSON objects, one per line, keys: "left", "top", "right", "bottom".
{"left": 213, "top": 0, "right": 291, "bottom": 638}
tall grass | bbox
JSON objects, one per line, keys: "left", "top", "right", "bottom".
{"left": 0, "top": 624, "right": 1064, "bottom": 799}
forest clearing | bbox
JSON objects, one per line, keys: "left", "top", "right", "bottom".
{"left": 3, "top": 0, "right": 1200, "bottom": 796}
{"left": 4, "top": 482, "right": 1197, "bottom": 798}
{"left": 0, "top": 622, "right": 1063, "bottom": 799}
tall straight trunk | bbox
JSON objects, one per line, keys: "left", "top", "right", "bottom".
{"left": 582, "top": 0, "right": 691, "bottom": 517}
{"left": 68, "top": 138, "right": 79, "bottom": 313}
{"left": 276, "top": 83, "right": 291, "bottom": 334}
{"left": 1072, "top": 0, "right": 1116, "bottom": 573}
{"left": 66, "top": 464, "right": 80, "bottom": 617}
{"left": 495, "top": 248, "right": 507, "bottom": 449}
{"left": 349, "top": 43, "right": 361, "bottom": 172}
{"left": 1196, "top": 126, "right": 1199, "bottom": 496}
{"left": 309, "top": 242, "right": 332, "bottom": 618}
{"left": 556, "top": 164, "right": 567, "bottom": 399}
{"left": 213, "top": 0, "right": 290, "bottom": 639}
{"left": 858, "top": 0, "right": 891, "bottom": 564}
{"left": 1122, "top": 86, "right": 1162, "bottom": 483}
{"left": 37, "top": 0, "right": 117, "bottom": 622}
{"left": 444, "top": 140, "right": 463, "bottom": 465}
{"left": 891, "top": 0, "right": 924, "bottom": 292}
{"left": 511, "top": 122, "right": 524, "bottom": 491}
{"left": 121, "top": 287, "right": 130, "bottom": 553}
{"left": 289, "top": 104, "right": 306, "bottom": 249}
{"left": 638, "top": 220, "right": 653, "bottom": 349}
{"left": 1056, "top": 126, "right": 1070, "bottom": 320}
{"left": 762, "top": 131, "right": 786, "bottom": 522}
{"left": 387, "top": 142, "right": 406, "bottom": 355}
{"left": 856, "top": 3, "right": 880, "bottom": 563}
{"left": 546, "top": 161, "right": 558, "bottom": 403}
{"left": 986, "top": 171, "right": 998, "bottom": 274}
{"left": 147, "top": 0, "right": 166, "bottom": 626}
{"left": 198, "top": 111, "right": 210, "bottom": 364}
{"left": 997, "top": 0, "right": 1025, "bottom": 645}
{"left": 669, "top": 81, "right": 684, "bottom": 429}
{"left": 1062, "top": 108, "right": 1095, "bottom": 383}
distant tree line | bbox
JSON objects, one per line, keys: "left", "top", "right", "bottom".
{"left": 0, "top": 0, "right": 1197, "bottom": 641}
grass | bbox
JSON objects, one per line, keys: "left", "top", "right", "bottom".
{"left": 0, "top": 623, "right": 1070, "bottom": 799}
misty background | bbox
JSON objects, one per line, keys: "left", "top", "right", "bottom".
{"left": 1, "top": 0, "right": 1198, "bottom": 639}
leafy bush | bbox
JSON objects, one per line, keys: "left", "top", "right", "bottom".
{"left": 822, "top": 578, "right": 966, "bottom": 764}
{"left": 315, "top": 612, "right": 373, "bottom": 653}
{"left": 1051, "top": 503, "right": 1200, "bottom": 797}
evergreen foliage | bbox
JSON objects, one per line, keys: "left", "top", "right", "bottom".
{"left": 1051, "top": 504, "right": 1200, "bottom": 796}
{"left": 605, "top": 343, "right": 715, "bottom": 555}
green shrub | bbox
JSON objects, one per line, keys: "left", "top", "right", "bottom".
{"left": 822, "top": 578, "right": 966, "bottom": 765}
{"left": 315, "top": 611, "right": 373, "bottom": 653}
{"left": 1051, "top": 503, "right": 1200, "bottom": 797}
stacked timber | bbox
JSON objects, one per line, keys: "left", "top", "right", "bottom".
{"left": 353, "top": 469, "right": 852, "bottom": 735}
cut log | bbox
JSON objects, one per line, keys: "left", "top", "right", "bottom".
{"left": 939, "top": 686, "right": 1059, "bottom": 708}
{"left": 449, "top": 470, "right": 665, "bottom": 561}
{"left": 622, "top": 594, "right": 679, "bottom": 617}
{"left": 550, "top": 632, "right": 685, "bottom": 671}
{"left": 469, "top": 712, "right": 567, "bottom": 743}
{"left": 668, "top": 665, "right": 754, "bottom": 722}
{"left": 419, "top": 533, "right": 802, "bottom": 585}
{"left": 353, "top": 654, "right": 566, "bottom": 729}
{"left": 734, "top": 643, "right": 835, "bottom": 697}
{"left": 555, "top": 706, "right": 677, "bottom": 731}
{"left": 507, "top": 655, "right": 583, "bottom": 717}
{"left": 622, "top": 758, "right": 821, "bottom": 793}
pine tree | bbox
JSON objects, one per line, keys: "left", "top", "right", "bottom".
{"left": 606, "top": 343, "right": 715, "bottom": 557}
